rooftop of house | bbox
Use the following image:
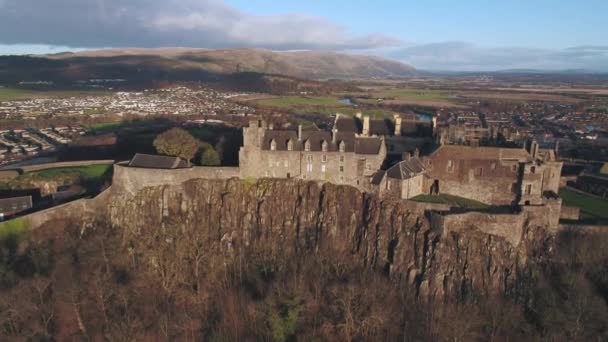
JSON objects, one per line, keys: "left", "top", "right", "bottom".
{"left": 128, "top": 153, "right": 189, "bottom": 169}
{"left": 0, "top": 196, "right": 32, "bottom": 213}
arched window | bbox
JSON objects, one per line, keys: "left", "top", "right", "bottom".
{"left": 339, "top": 141, "right": 346, "bottom": 152}
{"left": 287, "top": 139, "right": 294, "bottom": 151}
{"left": 270, "top": 139, "right": 277, "bottom": 151}
{"left": 321, "top": 140, "right": 328, "bottom": 152}
{"left": 304, "top": 140, "right": 311, "bottom": 152}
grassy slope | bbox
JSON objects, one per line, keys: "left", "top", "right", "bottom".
{"left": 411, "top": 194, "right": 490, "bottom": 210}
{"left": 559, "top": 188, "right": 608, "bottom": 219}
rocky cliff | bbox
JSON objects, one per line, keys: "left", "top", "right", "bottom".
{"left": 106, "top": 178, "right": 552, "bottom": 300}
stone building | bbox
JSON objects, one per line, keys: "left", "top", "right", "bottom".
{"left": 372, "top": 141, "right": 562, "bottom": 206}
{"left": 239, "top": 119, "right": 386, "bottom": 187}
{"left": 333, "top": 113, "right": 433, "bottom": 160}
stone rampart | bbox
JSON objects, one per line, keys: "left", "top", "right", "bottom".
{"left": 112, "top": 163, "right": 241, "bottom": 194}
{"left": 430, "top": 210, "right": 525, "bottom": 246}
{"left": 11, "top": 160, "right": 115, "bottom": 173}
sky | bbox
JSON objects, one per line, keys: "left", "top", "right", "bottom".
{"left": 0, "top": 0, "right": 607, "bottom": 71}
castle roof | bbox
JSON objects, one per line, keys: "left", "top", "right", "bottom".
{"left": 386, "top": 158, "right": 426, "bottom": 180}
{"left": 128, "top": 153, "right": 189, "bottom": 169}
{"left": 427, "top": 145, "right": 532, "bottom": 162}
{"left": 261, "top": 130, "right": 383, "bottom": 155}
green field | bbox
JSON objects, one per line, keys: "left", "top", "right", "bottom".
{"left": 411, "top": 194, "right": 490, "bottom": 210}
{"left": 559, "top": 188, "right": 608, "bottom": 220}
{"left": 256, "top": 96, "right": 394, "bottom": 119}
{"left": 0, "top": 87, "right": 111, "bottom": 101}
{"left": 0, "top": 217, "right": 28, "bottom": 240}
{"left": 23, "top": 164, "right": 112, "bottom": 180}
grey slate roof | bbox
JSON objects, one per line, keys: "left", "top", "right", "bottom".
{"left": 0, "top": 196, "right": 32, "bottom": 214}
{"left": 261, "top": 130, "right": 382, "bottom": 155}
{"left": 386, "top": 158, "right": 426, "bottom": 180}
{"left": 128, "top": 153, "right": 189, "bottom": 169}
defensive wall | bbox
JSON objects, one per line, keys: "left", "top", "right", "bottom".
{"left": 0, "top": 160, "right": 115, "bottom": 180}
{"left": 112, "top": 163, "right": 241, "bottom": 194}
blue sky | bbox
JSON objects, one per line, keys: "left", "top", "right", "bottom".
{"left": 226, "top": 0, "right": 608, "bottom": 49}
{"left": 1, "top": 0, "right": 607, "bottom": 71}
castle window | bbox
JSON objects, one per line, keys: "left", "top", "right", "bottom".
{"left": 321, "top": 164, "right": 326, "bottom": 173}
{"left": 491, "top": 163, "right": 496, "bottom": 170}
{"left": 340, "top": 166, "right": 344, "bottom": 172}
{"left": 525, "top": 184, "right": 532, "bottom": 195}
{"left": 322, "top": 155, "right": 327, "bottom": 163}
{"left": 531, "top": 166, "right": 536, "bottom": 174}
{"left": 340, "top": 156, "right": 345, "bottom": 163}
{"left": 304, "top": 140, "right": 311, "bottom": 152}
{"left": 339, "top": 141, "right": 346, "bottom": 152}
{"left": 270, "top": 139, "right": 277, "bottom": 151}
{"left": 322, "top": 140, "right": 328, "bottom": 152}
{"left": 511, "top": 183, "right": 518, "bottom": 193}
{"left": 476, "top": 167, "right": 483, "bottom": 177}
{"left": 287, "top": 139, "right": 294, "bottom": 151}
{"left": 307, "top": 155, "right": 313, "bottom": 162}
{"left": 511, "top": 164, "right": 518, "bottom": 172}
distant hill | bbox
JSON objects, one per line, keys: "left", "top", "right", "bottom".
{"left": 41, "top": 48, "right": 415, "bottom": 80}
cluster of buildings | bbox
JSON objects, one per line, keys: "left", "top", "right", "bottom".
{"left": 0, "top": 127, "right": 85, "bottom": 164}
{"left": 238, "top": 113, "right": 563, "bottom": 208}
{"left": 0, "top": 87, "right": 254, "bottom": 120}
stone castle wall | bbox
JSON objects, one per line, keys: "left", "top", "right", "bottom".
{"left": 112, "top": 163, "right": 241, "bottom": 194}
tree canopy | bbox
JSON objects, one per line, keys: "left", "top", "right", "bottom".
{"left": 153, "top": 128, "right": 200, "bottom": 165}
{"left": 200, "top": 142, "right": 221, "bottom": 166}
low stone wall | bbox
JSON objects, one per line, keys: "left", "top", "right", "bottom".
{"left": 21, "top": 189, "right": 112, "bottom": 230}
{"left": 431, "top": 210, "right": 525, "bottom": 246}
{"left": 4, "top": 160, "right": 115, "bottom": 173}
{"left": 112, "top": 163, "right": 241, "bottom": 194}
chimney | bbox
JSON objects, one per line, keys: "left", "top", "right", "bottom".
{"left": 530, "top": 140, "right": 539, "bottom": 159}
{"left": 413, "top": 148, "right": 420, "bottom": 158}
{"left": 268, "top": 122, "right": 274, "bottom": 130}
{"left": 554, "top": 140, "right": 560, "bottom": 159}
{"left": 356, "top": 112, "right": 363, "bottom": 119}
{"left": 298, "top": 125, "right": 303, "bottom": 141}
{"left": 363, "top": 116, "right": 370, "bottom": 136}
{"left": 332, "top": 129, "right": 337, "bottom": 144}
{"left": 394, "top": 114, "right": 402, "bottom": 136}
{"left": 403, "top": 152, "right": 412, "bottom": 161}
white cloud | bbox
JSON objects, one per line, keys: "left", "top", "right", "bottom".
{"left": 0, "top": 0, "right": 399, "bottom": 51}
{"left": 389, "top": 42, "right": 608, "bottom": 71}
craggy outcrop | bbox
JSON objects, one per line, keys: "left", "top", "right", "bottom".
{"left": 107, "top": 178, "right": 552, "bottom": 300}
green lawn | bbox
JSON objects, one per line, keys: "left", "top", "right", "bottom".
{"left": 559, "top": 188, "right": 608, "bottom": 220}
{"left": 0, "top": 217, "right": 28, "bottom": 240}
{"left": 0, "top": 88, "right": 111, "bottom": 102}
{"left": 411, "top": 194, "right": 490, "bottom": 210}
{"left": 255, "top": 96, "right": 394, "bottom": 119}
{"left": 24, "top": 164, "right": 112, "bottom": 180}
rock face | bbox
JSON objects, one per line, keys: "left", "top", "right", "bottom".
{"left": 107, "top": 178, "right": 551, "bottom": 300}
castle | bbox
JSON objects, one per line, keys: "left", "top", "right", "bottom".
{"left": 239, "top": 116, "right": 563, "bottom": 207}
{"left": 239, "top": 119, "right": 386, "bottom": 187}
